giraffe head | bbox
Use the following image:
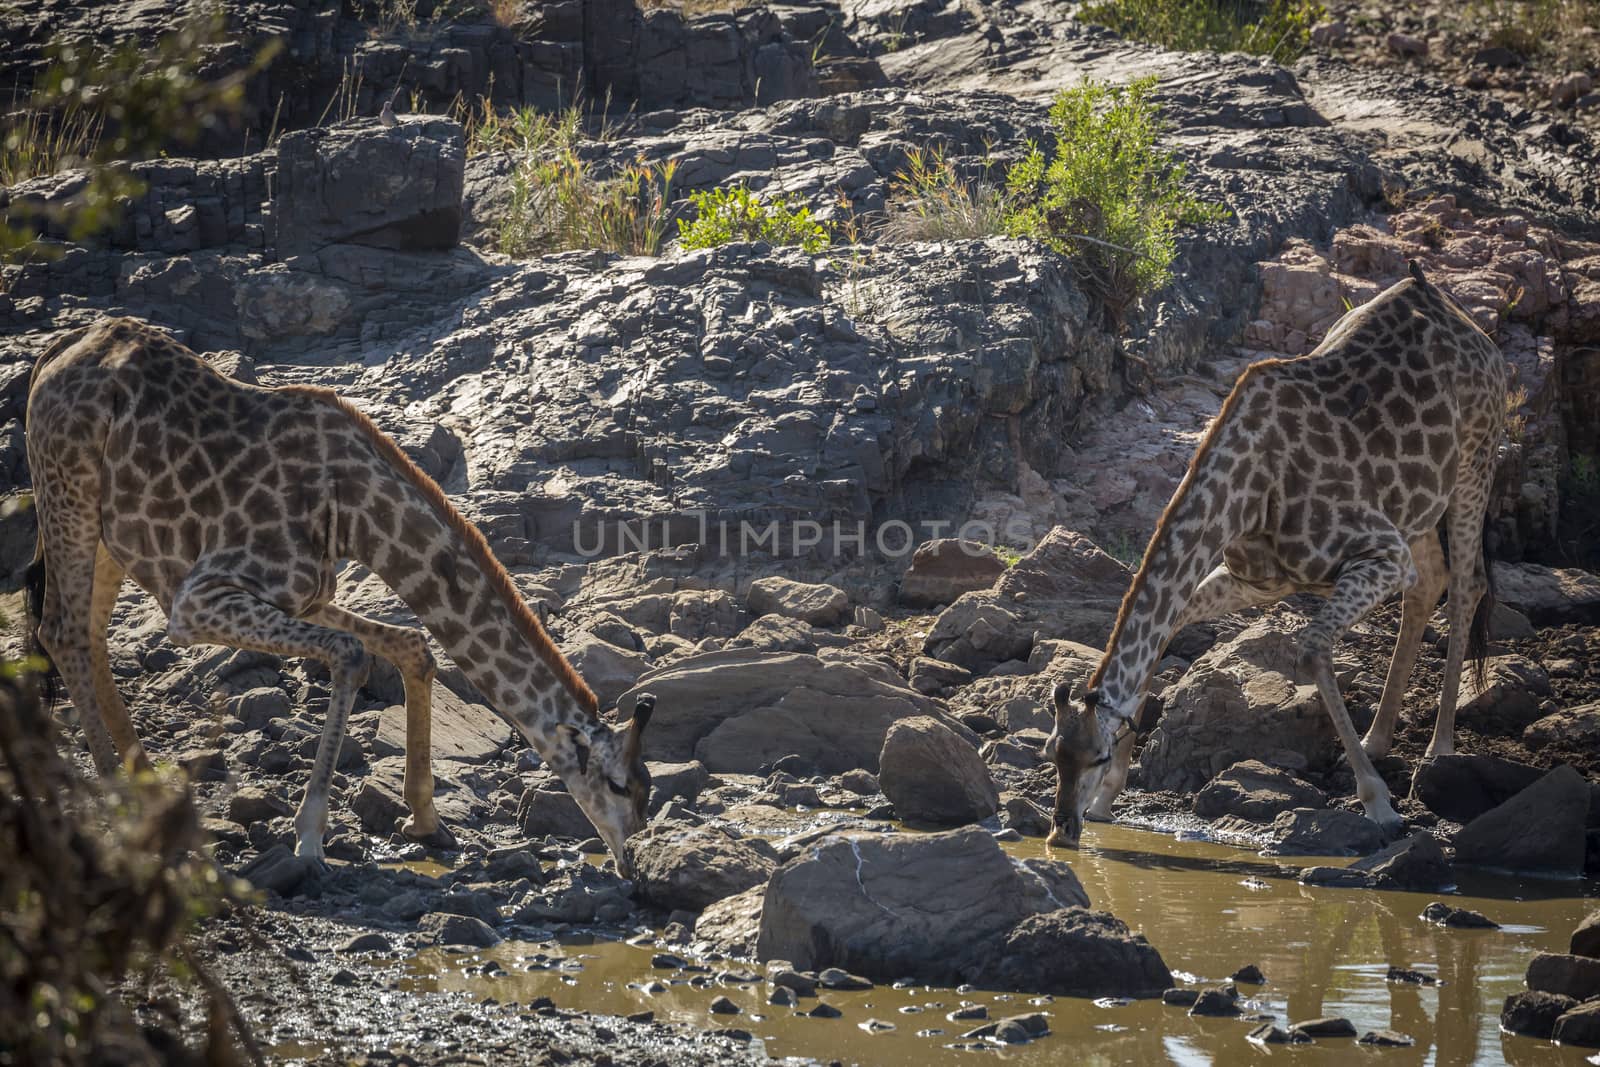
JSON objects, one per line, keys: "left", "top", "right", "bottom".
{"left": 1042, "top": 681, "right": 1118, "bottom": 848}
{"left": 552, "top": 694, "right": 655, "bottom": 876}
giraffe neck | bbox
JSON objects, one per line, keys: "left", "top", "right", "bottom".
{"left": 1091, "top": 443, "right": 1256, "bottom": 717}
{"left": 338, "top": 443, "right": 597, "bottom": 754}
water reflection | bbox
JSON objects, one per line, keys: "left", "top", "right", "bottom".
{"left": 372, "top": 823, "right": 1595, "bottom": 1067}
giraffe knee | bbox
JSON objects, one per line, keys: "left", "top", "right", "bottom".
{"left": 331, "top": 638, "right": 371, "bottom": 686}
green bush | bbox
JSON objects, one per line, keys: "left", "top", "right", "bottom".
{"left": 677, "top": 185, "right": 832, "bottom": 254}
{"left": 1002, "top": 78, "right": 1228, "bottom": 326}
{"left": 1076, "top": 0, "right": 1325, "bottom": 64}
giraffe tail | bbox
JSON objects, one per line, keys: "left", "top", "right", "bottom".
{"left": 1467, "top": 524, "right": 1496, "bottom": 694}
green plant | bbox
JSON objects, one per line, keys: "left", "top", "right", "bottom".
{"left": 1002, "top": 78, "right": 1228, "bottom": 328}
{"left": 1101, "top": 531, "right": 1146, "bottom": 569}
{"left": 502, "top": 150, "right": 677, "bottom": 257}
{"left": 677, "top": 185, "right": 832, "bottom": 254}
{"left": 2, "top": 12, "right": 280, "bottom": 259}
{"left": 994, "top": 545, "right": 1025, "bottom": 567}
{"left": 1077, "top": 0, "right": 1325, "bottom": 63}
{"left": 882, "top": 145, "right": 1007, "bottom": 243}
{"left": 1468, "top": 0, "right": 1597, "bottom": 58}
{"left": 1503, "top": 385, "right": 1528, "bottom": 444}
{"left": 1570, "top": 452, "right": 1600, "bottom": 495}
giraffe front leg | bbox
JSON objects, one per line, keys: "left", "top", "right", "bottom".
{"left": 170, "top": 574, "right": 370, "bottom": 867}
{"left": 1302, "top": 550, "right": 1409, "bottom": 838}
{"left": 306, "top": 604, "right": 444, "bottom": 842}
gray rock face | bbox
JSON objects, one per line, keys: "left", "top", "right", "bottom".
{"left": 1136, "top": 612, "right": 1348, "bottom": 794}
{"left": 615, "top": 649, "right": 945, "bottom": 773}
{"left": 1194, "top": 760, "right": 1327, "bottom": 821}
{"left": 899, "top": 539, "right": 1008, "bottom": 608}
{"left": 924, "top": 529, "right": 1131, "bottom": 673}
{"left": 746, "top": 576, "right": 849, "bottom": 626}
{"left": 695, "top": 885, "right": 766, "bottom": 958}
{"left": 1554, "top": 999, "right": 1600, "bottom": 1049}
{"left": 1573, "top": 910, "right": 1600, "bottom": 958}
{"left": 517, "top": 787, "right": 599, "bottom": 841}
{"left": 755, "top": 826, "right": 1089, "bottom": 985}
{"left": 878, "top": 716, "right": 999, "bottom": 826}
{"left": 1524, "top": 702, "right": 1600, "bottom": 752}
{"left": 626, "top": 823, "right": 776, "bottom": 913}
{"left": 1454, "top": 765, "right": 1591, "bottom": 876}
{"left": 1490, "top": 562, "right": 1600, "bottom": 625}
{"left": 274, "top": 119, "right": 466, "bottom": 256}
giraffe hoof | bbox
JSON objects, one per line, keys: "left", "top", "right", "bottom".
{"left": 402, "top": 816, "right": 457, "bottom": 851}
{"left": 1084, "top": 806, "right": 1115, "bottom": 824}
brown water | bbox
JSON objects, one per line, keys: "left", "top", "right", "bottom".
{"left": 383, "top": 823, "right": 1598, "bottom": 1066}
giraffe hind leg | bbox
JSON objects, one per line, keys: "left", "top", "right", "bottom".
{"left": 1428, "top": 465, "right": 1494, "bottom": 759}
{"left": 305, "top": 603, "right": 443, "bottom": 841}
{"left": 89, "top": 544, "right": 150, "bottom": 772}
{"left": 1362, "top": 529, "right": 1447, "bottom": 760}
{"left": 31, "top": 448, "right": 121, "bottom": 776}
{"left": 169, "top": 569, "right": 369, "bottom": 865}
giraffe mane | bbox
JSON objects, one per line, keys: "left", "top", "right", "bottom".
{"left": 1087, "top": 357, "right": 1286, "bottom": 691}
{"left": 281, "top": 386, "right": 601, "bottom": 719}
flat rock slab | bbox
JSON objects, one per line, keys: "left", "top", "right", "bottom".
{"left": 374, "top": 684, "right": 508, "bottom": 765}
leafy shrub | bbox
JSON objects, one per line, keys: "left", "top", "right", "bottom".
{"left": 881, "top": 145, "right": 1007, "bottom": 243}
{"left": 1002, "top": 78, "right": 1228, "bottom": 326}
{"left": 1077, "top": 0, "right": 1325, "bottom": 63}
{"left": 676, "top": 185, "right": 831, "bottom": 254}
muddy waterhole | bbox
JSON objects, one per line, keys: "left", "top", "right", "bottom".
{"left": 279, "top": 822, "right": 1597, "bottom": 1066}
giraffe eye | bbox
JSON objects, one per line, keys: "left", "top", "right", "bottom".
{"left": 605, "top": 778, "right": 628, "bottom": 796}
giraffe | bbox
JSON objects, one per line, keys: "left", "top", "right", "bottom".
{"left": 24, "top": 317, "right": 656, "bottom": 872}
{"left": 1045, "top": 262, "right": 1506, "bottom": 847}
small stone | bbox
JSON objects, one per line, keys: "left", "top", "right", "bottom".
{"left": 1291, "top": 1015, "right": 1358, "bottom": 1038}
{"left": 652, "top": 952, "right": 688, "bottom": 970}
{"left": 1359, "top": 1030, "right": 1415, "bottom": 1046}
{"left": 1247, "top": 1022, "right": 1305, "bottom": 1045}
{"left": 858, "top": 1019, "right": 896, "bottom": 1032}
{"left": 768, "top": 986, "right": 797, "bottom": 1007}
{"left": 948, "top": 1005, "right": 988, "bottom": 1021}
{"left": 807, "top": 1002, "right": 843, "bottom": 1019}
{"left": 818, "top": 967, "right": 873, "bottom": 990}
{"left": 626, "top": 1010, "right": 654, "bottom": 1023}
{"left": 772, "top": 969, "right": 817, "bottom": 996}
{"left": 331, "top": 968, "right": 359, "bottom": 987}
{"left": 1386, "top": 32, "right": 1428, "bottom": 57}
{"left": 338, "top": 932, "right": 392, "bottom": 954}
{"left": 1189, "top": 988, "right": 1240, "bottom": 1016}
{"left": 710, "top": 995, "right": 740, "bottom": 1015}
{"left": 1386, "top": 966, "right": 1438, "bottom": 985}
{"left": 1231, "top": 963, "right": 1266, "bottom": 984}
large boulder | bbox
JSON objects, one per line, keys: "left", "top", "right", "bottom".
{"left": 1453, "top": 765, "right": 1591, "bottom": 876}
{"left": 273, "top": 118, "right": 465, "bottom": 256}
{"left": 923, "top": 528, "right": 1131, "bottom": 672}
{"left": 1134, "top": 612, "right": 1346, "bottom": 793}
{"left": 1264, "top": 808, "right": 1387, "bottom": 857}
{"left": 1455, "top": 655, "right": 1552, "bottom": 735}
{"left": 1490, "top": 561, "right": 1600, "bottom": 625}
{"left": 695, "top": 885, "right": 766, "bottom": 958}
{"left": 1408, "top": 753, "right": 1547, "bottom": 823}
{"left": 1526, "top": 952, "right": 1600, "bottom": 1001}
{"left": 1524, "top": 702, "right": 1600, "bottom": 752}
{"left": 517, "top": 786, "right": 597, "bottom": 841}
{"left": 755, "top": 826, "right": 1091, "bottom": 985}
{"left": 1573, "top": 910, "right": 1600, "bottom": 958}
{"left": 561, "top": 628, "right": 652, "bottom": 707}
{"left": 1554, "top": 1000, "right": 1600, "bottom": 1048}
{"left": 1502, "top": 991, "right": 1580, "bottom": 1039}
{"left": 614, "top": 649, "right": 948, "bottom": 774}
{"left": 1194, "top": 760, "right": 1327, "bottom": 821}
{"left": 972, "top": 908, "right": 1173, "bottom": 999}
{"left": 1299, "top": 834, "right": 1451, "bottom": 891}
{"left": 878, "top": 716, "right": 999, "bottom": 826}
{"left": 746, "top": 576, "right": 849, "bottom": 626}
{"left": 898, "top": 539, "right": 1008, "bottom": 608}
{"left": 625, "top": 823, "right": 776, "bottom": 913}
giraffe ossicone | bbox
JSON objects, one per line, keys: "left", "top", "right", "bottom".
{"left": 24, "top": 317, "right": 655, "bottom": 875}
{"left": 1045, "top": 263, "right": 1506, "bottom": 847}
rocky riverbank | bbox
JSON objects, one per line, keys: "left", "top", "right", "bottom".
{"left": 5, "top": 0, "right": 1600, "bottom": 1061}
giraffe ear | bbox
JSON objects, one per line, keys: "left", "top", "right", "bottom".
{"left": 631, "top": 693, "right": 655, "bottom": 733}
{"left": 1051, "top": 681, "right": 1073, "bottom": 711}
{"left": 559, "top": 724, "right": 590, "bottom": 775}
